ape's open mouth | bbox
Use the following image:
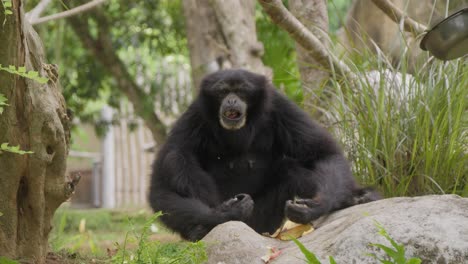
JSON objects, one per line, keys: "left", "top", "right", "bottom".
{"left": 223, "top": 109, "right": 242, "bottom": 120}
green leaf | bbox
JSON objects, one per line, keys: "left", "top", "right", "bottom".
{"left": 36, "top": 77, "right": 49, "bottom": 84}
{"left": 27, "top": 71, "right": 39, "bottom": 78}
{"left": 0, "top": 93, "right": 7, "bottom": 103}
{"left": 329, "top": 256, "right": 337, "bottom": 264}
{"left": 0, "top": 212, "right": 3, "bottom": 216}
{"left": 0, "top": 142, "right": 33, "bottom": 155}
{"left": 406, "top": 258, "right": 422, "bottom": 264}
{"left": 292, "top": 238, "right": 322, "bottom": 264}
{"left": 0, "top": 93, "right": 7, "bottom": 114}
{"left": 0, "top": 65, "right": 49, "bottom": 84}
{"left": 370, "top": 243, "right": 400, "bottom": 260}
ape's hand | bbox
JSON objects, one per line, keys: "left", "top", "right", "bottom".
{"left": 284, "top": 198, "right": 325, "bottom": 224}
{"left": 217, "top": 193, "right": 254, "bottom": 221}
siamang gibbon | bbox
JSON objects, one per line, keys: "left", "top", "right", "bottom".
{"left": 149, "top": 69, "right": 379, "bottom": 241}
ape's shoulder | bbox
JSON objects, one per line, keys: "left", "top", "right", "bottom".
{"left": 269, "top": 91, "right": 316, "bottom": 127}
{"left": 164, "top": 102, "right": 210, "bottom": 148}
{"left": 268, "top": 90, "right": 342, "bottom": 157}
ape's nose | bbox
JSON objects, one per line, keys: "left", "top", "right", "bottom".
{"left": 227, "top": 96, "right": 237, "bottom": 106}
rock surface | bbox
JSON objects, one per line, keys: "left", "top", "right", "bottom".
{"left": 202, "top": 195, "right": 468, "bottom": 264}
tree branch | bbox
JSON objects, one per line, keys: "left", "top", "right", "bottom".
{"left": 64, "top": 0, "right": 167, "bottom": 143}
{"left": 26, "top": 0, "right": 52, "bottom": 21}
{"left": 30, "top": 0, "right": 107, "bottom": 25}
{"left": 371, "top": 0, "right": 427, "bottom": 35}
{"left": 257, "top": 0, "right": 355, "bottom": 79}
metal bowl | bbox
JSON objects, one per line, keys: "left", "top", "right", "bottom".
{"left": 420, "top": 8, "right": 468, "bottom": 60}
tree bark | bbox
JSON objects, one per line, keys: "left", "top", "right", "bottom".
{"left": 0, "top": 1, "right": 73, "bottom": 263}
{"left": 62, "top": 0, "right": 167, "bottom": 144}
{"left": 183, "top": 0, "right": 271, "bottom": 90}
{"left": 289, "top": 0, "right": 329, "bottom": 115}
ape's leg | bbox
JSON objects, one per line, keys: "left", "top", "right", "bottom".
{"left": 248, "top": 154, "right": 373, "bottom": 233}
{"left": 155, "top": 192, "right": 254, "bottom": 241}
{"left": 246, "top": 157, "right": 323, "bottom": 234}
{"left": 284, "top": 155, "right": 380, "bottom": 224}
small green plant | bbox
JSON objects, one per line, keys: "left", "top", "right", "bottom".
{"left": 0, "top": 65, "right": 48, "bottom": 84}
{"left": 368, "top": 221, "right": 421, "bottom": 264}
{"left": 292, "top": 238, "right": 337, "bottom": 264}
{"left": 0, "top": 143, "right": 33, "bottom": 155}
{"left": 293, "top": 221, "right": 421, "bottom": 264}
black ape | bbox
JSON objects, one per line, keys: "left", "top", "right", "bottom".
{"left": 149, "top": 69, "right": 378, "bottom": 241}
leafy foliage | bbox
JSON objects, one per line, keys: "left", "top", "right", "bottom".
{"left": 256, "top": 5, "right": 302, "bottom": 103}
{"left": 34, "top": 0, "right": 187, "bottom": 125}
{"left": 0, "top": 64, "right": 48, "bottom": 84}
{"left": 1, "top": 0, "right": 13, "bottom": 16}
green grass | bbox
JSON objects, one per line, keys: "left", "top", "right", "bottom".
{"left": 325, "top": 54, "right": 468, "bottom": 197}
{"left": 48, "top": 207, "right": 206, "bottom": 263}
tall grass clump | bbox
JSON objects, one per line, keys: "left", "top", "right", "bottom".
{"left": 325, "top": 53, "right": 467, "bottom": 197}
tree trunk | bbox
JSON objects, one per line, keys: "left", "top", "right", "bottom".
{"left": 0, "top": 1, "right": 73, "bottom": 263}
{"left": 289, "top": 0, "right": 329, "bottom": 116}
{"left": 183, "top": 0, "right": 271, "bottom": 90}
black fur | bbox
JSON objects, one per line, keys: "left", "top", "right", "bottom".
{"left": 149, "top": 69, "right": 379, "bottom": 241}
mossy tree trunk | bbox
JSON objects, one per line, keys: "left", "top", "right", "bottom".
{"left": 0, "top": 1, "right": 73, "bottom": 263}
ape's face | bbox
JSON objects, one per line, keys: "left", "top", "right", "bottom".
{"left": 200, "top": 70, "right": 267, "bottom": 130}
{"left": 218, "top": 90, "right": 248, "bottom": 130}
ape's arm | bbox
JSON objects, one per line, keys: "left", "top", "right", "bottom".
{"left": 150, "top": 145, "right": 253, "bottom": 241}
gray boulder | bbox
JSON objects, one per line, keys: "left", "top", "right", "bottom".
{"left": 203, "top": 195, "right": 468, "bottom": 264}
